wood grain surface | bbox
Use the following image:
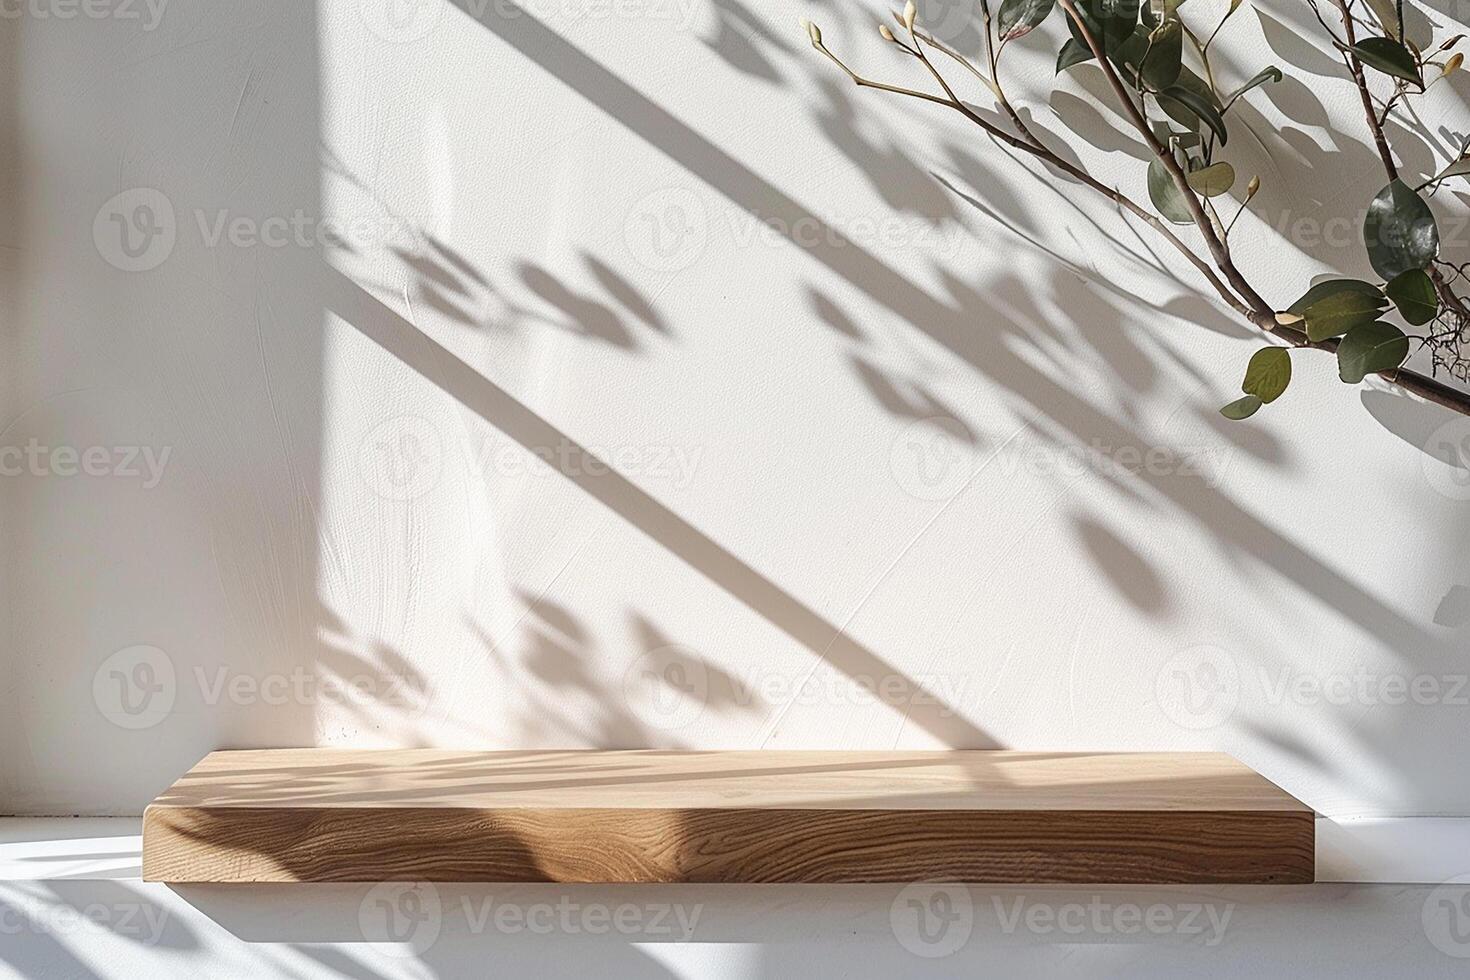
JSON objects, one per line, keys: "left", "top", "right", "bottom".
{"left": 142, "top": 750, "right": 1314, "bottom": 883}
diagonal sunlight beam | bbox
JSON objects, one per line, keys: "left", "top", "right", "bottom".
{"left": 325, "top": 266, "right": 997, "bottom": 747}
{"left": 455, "top": 1, "right": 1443, "bottom": 656}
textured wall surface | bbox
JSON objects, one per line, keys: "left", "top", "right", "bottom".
{"left": 3, "top": 0, "right": 1470, "bottom": 974}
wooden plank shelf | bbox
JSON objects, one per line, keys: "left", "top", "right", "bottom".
{"left": 142, "top": 749, "right": 1314, "bottom": 884}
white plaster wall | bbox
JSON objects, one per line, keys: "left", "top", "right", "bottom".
{"left": 4, "top": 0, "right": 1470, "bottom": 975}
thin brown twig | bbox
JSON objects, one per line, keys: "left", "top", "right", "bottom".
{"left": 812, "top": 37, "right": 1253, "bottom": 316}
{"left": 1330, "top": 0, "right": 1470, "bottom": 326}
{"left": 807, "top": 10, "right": 1470, "bottom": 417}
{"left": 970, "top": 1, "right": 1050, "bottom": 152}
{"left": 1056, "top": 0, "right": 1275, "bottom": 321}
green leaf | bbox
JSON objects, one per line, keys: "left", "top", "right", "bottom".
{"left": 1157, "top": 67, "right": 1215, "bottom": 132}
{"left": 1220, "top": 394, "right": 1263, "bottom": 420}
{"left": 1148, "top": 158, "right": 1195, "bottom": 224}
{"left": 1337, "top": 321, "right": 1410, "bottom": 383}
{"left": 1111, "top": 27, "right": 1150, "bottom": 86}
{"left": 1354, "top": 37, "right": 1423, "bottom": 86}
{"left": 1302, "top": 289, "right": 1390, "bottom": 342}
{"left": 1186, "top": 161, "right": 1236, "bottom": 196}
{"left": 1242, "top": 346, "right": 1291, "bottom": 403}
{"left": 1140, "top": 20, "right": 1183, "bottom": 89}
{"left": 1143, "top": 0, "right": 1185, "bottom": 28}
{"left": 1223, "top": 66, "right": 1282, "bottom": 109}
{"left": 1056, "top": 37, "right": 1094, "bottom": 71}
{"left": 1364, "top": 179, "right": 1439, "bottom": 279}
{"left": 1158, "top": 96, "right": 1195, "bottom": 131}
{"left": 1287, "top": 278, "right": 1384, "bottom": 315}
{"left": 1100, "top": 0, "right": 1143, "bottom": 45}
{"left": 1385, "top": 268, "right": 1438, "bottom": 325}
{"left": 1162, "top": 82, "right": 1228, "bottom": 144}
{"left": 1067, "top": 0, "right": 1142, "bottom": 56}
{"left": 998, "top": 0, "right": 1057, "bottom": 41}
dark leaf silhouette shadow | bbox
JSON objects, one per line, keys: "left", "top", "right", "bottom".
{"left": 1071, "top": 515, "right": 1170, "bottom": 617}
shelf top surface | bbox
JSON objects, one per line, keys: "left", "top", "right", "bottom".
{"left": 148, "top": 750, "right": 1311, "bottom": 813}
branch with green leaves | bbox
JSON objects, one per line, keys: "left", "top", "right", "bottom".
{"left": 800, "top": 0, "right": 1470, "bottom": 420}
